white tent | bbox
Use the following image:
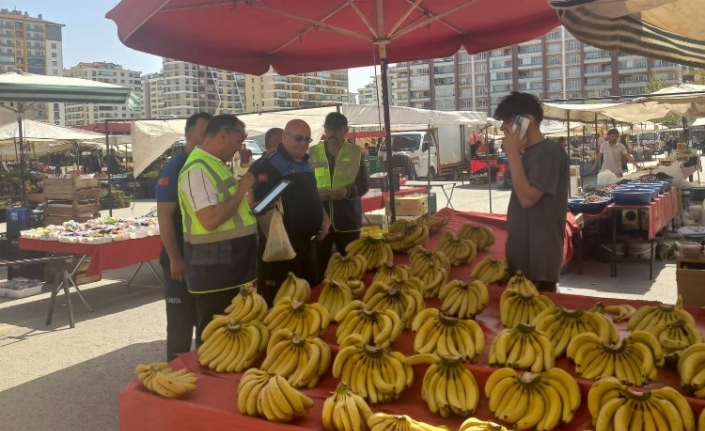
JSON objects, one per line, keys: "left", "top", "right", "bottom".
{"left": 542, "top": 102, "right": 622, "bottom": 122}
{"left": 132, "top": 104, "right": 487, "bottom": 176}
{"left": 0, "top": 119, "right": 103, "bottom": 161}
{"left": 599, "top": 83, "right": 705, "bottom": 123}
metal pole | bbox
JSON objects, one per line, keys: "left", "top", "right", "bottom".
{"left": 18, "top": 111, "right": 25, "bottom": 207}
{"left": 105, "top": 120, "right": 112, "bottom": 217}
{"left": 567, "top": 113, "right": 572, "bottom": 196}
{"left": 485, "top": 127, "right": 492, "bottom": 214}
{"left": 380, "top": 54, "right": 396, "bottom": 221}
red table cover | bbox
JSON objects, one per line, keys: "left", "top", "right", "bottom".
{"left": 18, "top": 235, "right": 162, "bottom": 275}
{"left": 115, "top": 209, "right": 638, "bottom": 431}
{"left": 361, "top": 187, "right": 429, "bottom": 214}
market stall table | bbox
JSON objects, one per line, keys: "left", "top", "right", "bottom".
{"left": 18, "top": 235, "right": 163, "bottom": 327}
{"left": 118, "top": 209, "right": 607, "bottom": 431}
{"left": 360, "top": 186, "right": 428, "bottom": 214}
{"left": 405, "top": 180, "right": 457, "bottom": 209}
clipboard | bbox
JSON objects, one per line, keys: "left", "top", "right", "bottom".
{"left": 252, "top": 179, "right": 292, "bottom": 216}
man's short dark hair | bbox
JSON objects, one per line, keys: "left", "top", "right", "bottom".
{"left": 324, "top": 112, "right": 348, "bottom": 129}
{"left": 265, "top": 127, "right": 283, "bottom": 147}
{"left": 607, "top": 128, "right": 620, "bottom": 136}
{"left": 493, "top": 91, "right": 544, "bottom": 124}
{"left": 205, "top": 114, "right": 244, "bottom": 136}
{"left": 184, "top": 112, "right": 213, "bottom": 134}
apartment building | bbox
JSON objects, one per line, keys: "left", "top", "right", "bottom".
{"left": 140, "top": 59, "right": 246, "bottom": 119}
{"left": 357, "top": 74, "right": 392, "bottom": 105}
{"left": 0, "top": 9, "right": 64, "bottom": 125}
{"left": 387, "top": 26, "right": 697, "bottom": 115}
{"left": 245, "top": 69, "right": 349, "bottom": 112}
{"left": 63, "top": 62, "right": 142, "bottom": 126}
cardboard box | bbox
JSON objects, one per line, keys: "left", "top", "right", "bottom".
{"left": 388, "top": 194, "right": 428, "bottom": 216}
{"left": 677, "top": 257, "right": 705, "bottom": 307}
{"left": 569, "top": 166, "right": 580, "bottom": 177}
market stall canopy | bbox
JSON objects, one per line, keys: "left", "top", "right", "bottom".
{"left": 692, "top": 118, "right": 705, "bottom": 127}
{"left": 0, "top": 119, "right": 105, "bottom": 143}
{"left": 131, "top": 104, "right": 488, "bottom": 177}
{"left": 549, "top": 0, "right": 705, "bottom": 68}
{"left": 106, "top": 0, "right": 559, "bottom": 75}
{"left": 598, "top": 83, "right": 705, "bottom": 123}
{"left": 0, "top": 141, "right": 95, "bottom": 161}
{"left": 542, "top": 102, "right": 623, "bottom": 122}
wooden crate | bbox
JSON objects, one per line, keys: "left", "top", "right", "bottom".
{"left": 44, "top": 176, "right": 100, "bottom": 200}
{"left": 44, "top": 202, "right": 100, "bottom": 217}
{"left": 44, "top": 214, "right": 94, "bottom": 226}
{"left": 27, "top": 193, "right": 44, "bottom": 203}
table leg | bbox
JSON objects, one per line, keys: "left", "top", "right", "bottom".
{"left": 611, "top": 210, "right": 617, "bottom": 277}
{"left": 147, "top": 261, "right": 165, "bottom": 285}
{"left": 45, "top": 255, "right": 88, "bottom": 327}
{"left": 649, "top": 240, "right": 655, "bottom": 281}
{"left": 578, "top": 231, "right": 583, "bottom": 275}
{"left": 445, "top": 184, "right": 456, "bottom": 209}
{"left": 45, "top": 279, "right": 63, "bottom": 326}
{"left": 69, "top": 275, "right": 93, "bottom": 312}
{"left": 126, "top": 261, "right": 164, "bottom": 288}
{"left": 62, "top": 270, "right": 75, "bottom": 329}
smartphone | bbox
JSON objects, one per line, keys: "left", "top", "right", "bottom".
{"left": 512, "top": 115, "right": 530, "bottom": 140}
{"left": 252, "top": 180, "right": 291, "bottom": 216}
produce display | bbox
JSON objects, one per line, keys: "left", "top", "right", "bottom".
{"left": 603, "top": 304, "right": 637, "bottom": 322}
{"left": 224, "top": 283, "right": 268, "bottom": 322}
{"left": 362, "top": 281, "right": 425, "bottom": 328}
{"left": 317, "top": 279, "right": 354, "bottom": 319}
{"left": 628, "top": 296, "right": 696, "bottom": 332}
{"left": 334, "top": 300, "right": 404, "bottom": 347}
{"left": 412, "top": 353, "right": 480, "bottom": 418}
{"left": 459, "top": 418, "right": 511, "bottom": 431}
{"left": 237, "top": 369, "right": 314, "bottom": 422}
{"left": 260, "top": 329, "right": 331, "bottom": 388}
{"left": 471, "top": 257, "right": 509, "bottom": 284}
{"left": 678, "top": 344, "right": 705, "bottom": 398}
{"left": 135, "top": 362, "right": 198, "bottom": 399}
{"left": 273, "top": 272, "right": 311, "bottom": 304}
{"left": 384, "top": 219, "right": 430, "bottom": 252}
{"left": 458, "top": 223, "right": 495, "bottom": 251}
{"left": 263, "top": 297, "right": 330, "bottom": 338}
{"left": 20, "top": 216, "right": 158, "bottom": 243}
{"left": 489, "top": 323, "right": 554, "bottom": 372}
{"left": 367, "top": 413, "right": 449, "bottom": 431}
{"left": 412, "top": 308, "right": 485, "bottom": 363}
{"left": 647, "top": 318, "right": 703, "bottom": 361}
{"left": 371, "top": 261, "right": 412, "bottom": 285}
{"left": 321, "top": 382, "right": 373, "bottom": 431}
{"left": 345, "top": 235, "right": 394, "bottom": 270}
{"left": 438, "top": 279, "right": 489, "bottom": 319}
{"left": 409, "top": 246, "right": 450, "bottom": 297}
{"left": 197, "top": 317, "right": 269, "bottom": 373}
{"left": 499, "top": 289, "right": 553, "bottom": 328}
{"left": 504, "top": 272, "right": 539, "bottom": 295}
{"left": 437, "top": 231, "right": 477, "bottom": 267}
{"left": 324, "top": 252, "right": 368, "bottom": 282}
{"left": 415, "top": 214, "right": 450, "bottom": 234}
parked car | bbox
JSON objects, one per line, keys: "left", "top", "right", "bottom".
{"left": 245, "top": 139, "right": 265, "bottom": 160}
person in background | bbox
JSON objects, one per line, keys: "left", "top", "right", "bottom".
{"left": 470, "top": 140, "right": 482, "bottom": 158}
{"left": 593, "top": 128, "right": 639, "bottom": 177}
{"left": 557, "top": 137, "right": 568, "bottom": 151}
{"left": 84, "top": 149, "right": 102, "bottom": 174}
{"left": 239, "top": 141, "right": 253, "bottom": 168}
{"left": 495, "top": 91, "right": 569, "bottom": 293}
{"left": 310, "top": 112, "right": 369, "bottom": 284}
{"left": 263, "top": 128, "right": 283, "bottom": 157}
{"left": 250, "top": 119, "right": 330, "bottom": 306}
{"left": 105, "top": 148, "right": 124, "bottom": 174}
{"left": 156, "top": 112, "right": 212, "bottom": 360}
{"left": 178, "top": 114, "right": 258, "bottom": 344}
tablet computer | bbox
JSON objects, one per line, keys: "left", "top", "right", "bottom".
{"left": 251, "top": 179, "right": 292, "bottom": 216}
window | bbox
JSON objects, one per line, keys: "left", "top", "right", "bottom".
{"left": 567, "top": 41, "right": 581, "bottom": 51}
{"left": 51, "top": 43, "right": 57, "bottom": 49}
{"left": 51, "top": 60, "right": 57, "bottom": 66}
{"left": 548, "top": 69, "right": 562, "bottom": 79}
{"left": 51, "top": 52, "right": 57, "bottom": 58}
{"left": 549, "top": 82, "right": 562, "bottom": 91}
{"left": 547, "top": 43, "right": 561, "bottom": 54}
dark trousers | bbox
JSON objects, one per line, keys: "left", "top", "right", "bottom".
{"left": 162, "top": 264, "right": 198, "bottom": 361}
{"left": 534, "top": 280, "right": 558, "bottom": 293}
{"left": 193, "top": 289, "right": 239, "bottom": 347}
{"left": 258, "top": 232, "right": 317, "bottom": 307}
{"left": 315, "top": 229, "right": 361, "bottom": 284}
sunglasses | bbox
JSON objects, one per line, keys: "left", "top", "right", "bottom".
{"left": 285, "top": 131, "right": 313, "bottom": 144}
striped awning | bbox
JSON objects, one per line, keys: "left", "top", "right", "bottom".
{"left": 0, "top": 70, "right": 135, "bottom": 105}
{"left": 549, "top": 0, "right": 705, "bottom": 68}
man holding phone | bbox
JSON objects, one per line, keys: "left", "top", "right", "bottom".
{"left": 495, "top": 92, "right": 569, "bottom": 292}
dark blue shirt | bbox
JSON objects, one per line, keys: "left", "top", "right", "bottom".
{"left": 156, "top": 151, "right": 188, "bottom": 265}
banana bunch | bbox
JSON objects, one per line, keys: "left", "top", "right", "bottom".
{"left": 321, "top": 382, "right": 373, "bottom": 431}
{"left": 415, "top": 214, "right": 450, "bottom": 234}
{"left": 459, "top": 418, "right": 512, "bottom": 431}
{"left": 505, "top": 271, "right": 539, "bottom": 295}
{"left": 499, "top": 289, "right": 554, "bottom": 328}
{"left": 332, "top": 334, "right": 413, "bottom": 404}
{"left": 135, "top": 363, "right": 198, "bottom": 399}
{"left": 325, "top": 252, "right": 368, "bottom": 282}
{"left": 458, "top": 223, "right": 495, "bottom": 251}
{"left": 385, "top": 223, "right": 430, "bottom": 253}
{"left": 408, "top": 246, "right": 450, "bottom": 297}
{"left": 367, "top": 413, "right": 451, "bottom": 431}
{"left": 533, "top": 305, "right": 620, "bottom": 358}
{"left": 345, "top": 279, "right": 366, "bottom": 297}
{"left": 647, "top": 318, "right": 703, "bottom": 361}
{"left": 438, "top": 279, "right": 489, "bottom": 319}
{"left": 198, "top": 316, "right": 269, "bottom": 373}
{"left": 335, "top": 300, "right": 404, "bottom": 347}
{"left": 471, "top": 257, "right": 509, "bottom": 285}
{"left": 412, "top": 308, "right": 485, "bottom": 363}
{"left": 363, "top": 282, "right": 425, "bottom": 329}
{"left": 346, "top": 235, "right": 394, "bottom": 270}
{"left": 602, "top": 303, "right": 637, "bottom": 322}
{"left": 273, "top": 272, "right": 311, "bottom": 304}
{"left": 489, "top": 323, "right": 555, "bottom": 372}
{"left": 223, "top": 283, "right": 268, "bottom": 322}
{"left": 628, "top": 295, "right": 696, "bottom": 332}
{"left": 566, "top": 331, "right": 664, "bottom": 385}
{"left": 678, "top": 343, "right": 705, "bottom": 396}
{"left": 437, "top": 231, "right": 477, "bottom": 267}
{"left": 318, "top": 279, "right": 354, "bottom": 320}
{"left": 366, "top": 277, "right": 425, "bottom": 297}
{"left": 371, "top": 261, "right": 412, "bottom": 285}
{"left": 405, "top": 353, "right": 480, "bottom": 417}
{"left": 237, "top": 368, "right": 314, "bottom": 422}
{"left": 485, "top": 367, "right": 581, "bottom": 431}
{"left": 260, "top": 328, "right": 331, "bottom": 388}
{"left": 587, "top": 376, "right": 695, "bottom": 431}
{"left": 263, "top": 297, "right": 330, "bottom": 338}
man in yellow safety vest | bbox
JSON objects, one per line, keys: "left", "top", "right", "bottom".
{"left": 178, "top": 114, "right": 257, "bottom": 343}
{"left": 309, "top": 112, "right": 369, "bottom": 282}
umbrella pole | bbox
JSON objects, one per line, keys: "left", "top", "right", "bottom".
{"left": 567, "top": 114, "right": 571, "bottom": 196}
{"left": 380, "top": 55, "right": 396, "bottom": 222}
{"left": 18, "top": 112, "right": 25, "bottom": 207}
{"left": 485, "top": 127, "right": 492, "bottom": 214}
{"left": 105, "top": 120, "right": 112, "bottom": 217}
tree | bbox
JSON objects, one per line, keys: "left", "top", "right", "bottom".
{"left": 643, "top": 72, "right": 679, "bottom": 126}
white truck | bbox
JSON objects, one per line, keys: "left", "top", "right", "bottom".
{"left": 387, "top": 125, "right": 469, "bottom": 180}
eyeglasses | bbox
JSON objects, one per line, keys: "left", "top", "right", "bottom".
{"left": 223, "top": 127, "right": 248, "bottom": 140}
{"left": 285, "top": 131, "right": 313, "bottom": 144}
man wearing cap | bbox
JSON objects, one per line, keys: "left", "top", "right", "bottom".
{"left": 178, "top": 114, "right": 257, "bottom": 343}
{"left": 593, "top": 129, "right": 639, "bottom": 177}
{"left": 309, "top": 112, "right": 369, "bottom": 282}
{"left": 250, "top": 119, "right": 330, "bottom": 306}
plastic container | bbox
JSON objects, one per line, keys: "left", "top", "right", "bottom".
{"left": 567, "top": 197, "right": 611, "bottom": 215}
{"left": 611, "top": 190, "right": 656, "bottom": 205}
{"left": 7, "top": 208, "right": 32, "bottom": 239}
{"left": 676, "top": 241, "right": 702, "bottom": 257}
{"left": 627, "top": 239, "right": 652, "bottom": 260}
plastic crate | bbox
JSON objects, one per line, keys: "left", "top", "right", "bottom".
{"left": 7, "top": 208, "right": 31, "bottom": 239}
{"left": 364, "top": 156, "right": 384, "bottom": 175}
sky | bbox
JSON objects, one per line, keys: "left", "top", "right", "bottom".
{"left": 10, "top": 0, "right": 376, "bottom": 92}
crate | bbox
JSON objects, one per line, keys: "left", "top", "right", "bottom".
{"left": 428, "top": 192, "right": 437, "bottom": 214}
{"left": 369, "top": 173, "right": 400, "bottom": 191}
{"left": 27, "top": 193, "right": 44, "bottom": 204}
{"left": 44, "top": 214, "right": 94, "bottom": 226}
{"left": 690, "top": 187, "right": 705, "bottom": 203}
{"left": 44, "top": 202, "right": 99, "bottom": 217}
{"left": 387, "top": 194, "right": 428, "bottom": 216}
{"left": 364, "top": 156, "right": 384, "bottom": 175}
{"left": 676, "top": 256, "right": 705, "bottom": 307}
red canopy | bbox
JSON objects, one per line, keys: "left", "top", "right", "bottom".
{"left": 106, "top": 0, "right": 559, "bottom": 76}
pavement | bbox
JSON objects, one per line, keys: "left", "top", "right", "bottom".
{"left": 0, "top": 169, "right": 700, "bottom": 431}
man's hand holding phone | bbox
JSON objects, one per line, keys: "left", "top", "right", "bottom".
{"left": 504, "top": 115, "right": 530, "bottom": 156}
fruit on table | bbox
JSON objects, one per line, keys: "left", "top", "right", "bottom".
{"left": 363, "top": 282, "right": 425, "bottom": 329}
{"left": 260, "top": 328, "right": 331, "bottom": 388}
{"left": 566, "top": 331, "right": 664, "bottom": 385}
{"left": 367, "top": 413, "right": 450, "bottom": 431}
{"left": 332, "top": 334, "right": 413, "bottom": 404}
{"left": 318, "top": 278, "right": 354, "bottom": 320}
{"left": 458, "top": 223, "right": 495, "bottom": 251}
{"left": 321, "top": 382, "right": 373, "bottom": 431}
{"left": 677, "top": 343, "right": 705, "bottom": 397}
{"left": 325, "top": 252, "right": 367, "bottom": 282}
{"left": 499, "top": 289, "right": 554, "bottom": 328}
{"left": 459, "top": 417, "right": 512, "bottom": 431}
{"left": 345, "top": 235, "right": 394, "bottom": 270}
{"left": 263, "top": 297, "right": 330, "bottom": 338}
{"left": 384, "top": 221, "right": 430, "bottom": 253}
{"left": 237, "top": 368, "right": 314, "bottom": 422}
{"left": 587, "top": 376, "right": 694, "bottom": 431}
{"left": 409, "top": 245, "right": 450, "bottom": 298}
{"left": 223, "top": 283, "right": 268, "bottom": 322}
{"left": 646, "top": 318, "right": 703, "bottom": 362}
{"left": 412, "top": 308, "right": 485, "bottom": 363}
{"left": 471, "top": 257, "right": 509, "bottom": 284}
{"left": 415, "top": 214, "right": 450, "bottom": 234}
{"left": 489, "top": 323, "right": 555, "bottom": 372}
{"left": 485, "top": 367, "right": 581, "bottom": 431}
{"left": 371, "top": 261, "right": 412, "bottom": 285}
{"left": 334, "top": 300, "right": 404, "bottom": 347}
{"left": 135, "top": 362, "right": 198, "bottom": 399}
{"left": 505, "top": 271, "right": 539, "bottom": 295}
{"left": 602, "top": 303, "right": 637, "bottom": 322}
{"left": 628, "top": 296, "right": 697, "bottom": 332}
{"left": 437, "top": 231, "right": 477, "bottom": 267}
{"left": 273, "top": 272, "right": 311, "bottom": 304}
{"left": 438, "top": 279, "right": 489, "bottom": 319}
{"left": 345, "top": 278, "right": 366, "bottom": 298}
{"left": 197, "top": 316, "right": 269, "bottom": 373}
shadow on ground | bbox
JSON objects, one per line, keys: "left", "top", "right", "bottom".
{"left": 0, "top": 340, "right": 164, "bottom": 431}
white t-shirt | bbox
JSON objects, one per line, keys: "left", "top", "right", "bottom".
{"left": 599, "top": 142, "right": 627, "bottom": 176}
{"left": 181, "top": 149, "right": 225, "bottom": 212}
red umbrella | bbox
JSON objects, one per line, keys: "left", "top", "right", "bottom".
{"left": 106, "top": 0, "right": 559, "bottom": 218}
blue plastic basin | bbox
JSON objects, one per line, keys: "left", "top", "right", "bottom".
{"left": 567, "top": 197, "right": 612, "bottom": 215}
{"left": 611, "top": 190, "right": 655, "bottom": 205}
